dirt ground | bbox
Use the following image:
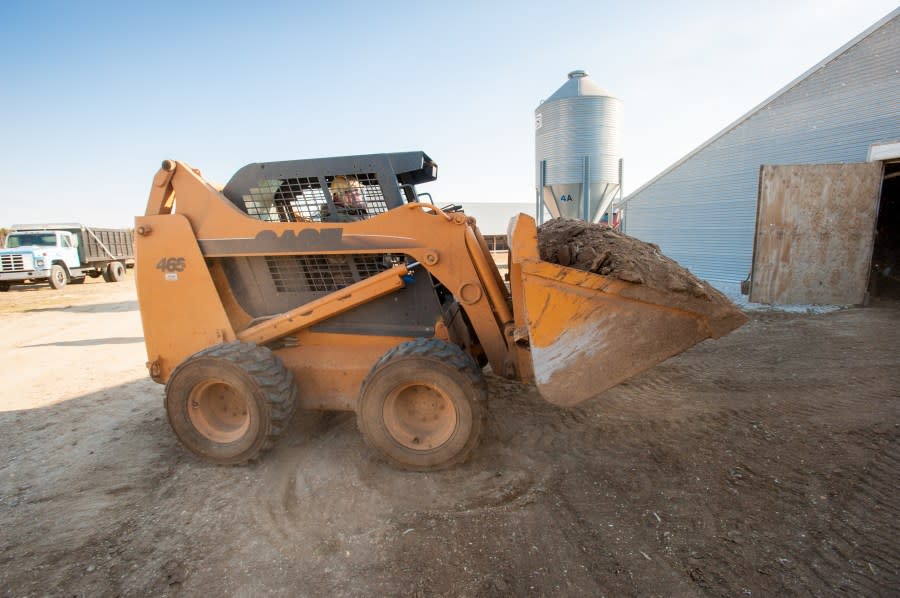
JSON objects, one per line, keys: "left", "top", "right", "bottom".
{"left": 1, "top": 275, "right": 898, "bottom": 597}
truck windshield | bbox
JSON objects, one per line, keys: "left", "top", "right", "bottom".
{"left": 6, "top": 234, "right": 57, "bottom": 248}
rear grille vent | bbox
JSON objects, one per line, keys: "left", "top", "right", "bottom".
{"left": 265, "top": 254, "right": 404, "bottom": 294}
{"left": 0, "top": 254, "right": 26, "bottom": 272}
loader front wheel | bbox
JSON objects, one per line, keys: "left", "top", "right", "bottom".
{"left": 165, "top": 342, "right": 297, "bottom": 465}
{"left": 357, "top": 338, "right": 486, "bottom": 471}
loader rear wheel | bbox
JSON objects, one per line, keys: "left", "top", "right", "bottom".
{"left": 103, "top": 261, "right": 125, "bottom": 282}
{"left": 48, "top": 265, "right": 67, "bottom": 290}
{"left": 165, "top": 342, "right": 297, "bottom": 465}
{"left": 357, "top": 338, "right": 486, "bottom": 471}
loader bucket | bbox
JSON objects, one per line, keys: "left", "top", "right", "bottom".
{"left": 509, "top": 215, "right": 747, "bottom": 407}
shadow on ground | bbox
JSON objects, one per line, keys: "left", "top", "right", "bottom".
{"left": 25, "top": 300, "right": 139, "bottom": 314}
{"left": 21, "top": 336, "right": 145, "bottom": 348}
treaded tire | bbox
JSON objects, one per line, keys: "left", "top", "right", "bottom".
{"left": 165, "top": 342, "right": 297, "bottom": 465}
{"left": 357, "top": 338, "right": 486, "bottom": 471}
{"left": 104, "top": 261, "right": 125, "bottom": 282}
{"left": 48, "top": 264, "right": 67, "bottom": 289}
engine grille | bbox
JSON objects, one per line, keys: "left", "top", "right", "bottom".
{"left": 265, "top": 253, "right": 404, "bottom": 294}
{"left": 0, "top": 254, "right": 26, "bottom": 272}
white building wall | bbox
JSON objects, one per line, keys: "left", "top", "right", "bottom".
{"left": 623, "top": 10, "right": 900, "bottom": 283}
{"left": 462, "top": 202, "right": 535, "bottom": 235}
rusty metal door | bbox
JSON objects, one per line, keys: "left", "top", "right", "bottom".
{"left": 749, "top": 163, "right": 883, "bottom": 305}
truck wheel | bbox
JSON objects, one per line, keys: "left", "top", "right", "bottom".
{"left": 103, "top": 261, "right": 125, "bottom": 283}
{"left": 357, "top": 338, "right": 486, "bottom": 471}
{"left": 165, "top": 342, "right": 297, "bottom": 464}
{"left": 0, "top": 283, "right": 9, "bottom": 292}
{"left": 48, "top": 265, "right": 68, "bottom": 290}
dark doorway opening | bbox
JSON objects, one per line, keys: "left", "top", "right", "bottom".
{"left": 869, "top": 161, "right": 900, "bottom": 301}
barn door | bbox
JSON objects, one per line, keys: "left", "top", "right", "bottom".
{"left": 749, "top": 163, "right": 883, "bottom": 305}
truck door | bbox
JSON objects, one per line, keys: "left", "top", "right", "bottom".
{"left": 60, "top": 233, "right": 81, "bottom": 268}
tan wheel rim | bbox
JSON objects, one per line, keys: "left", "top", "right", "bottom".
{"left": 383, "top": 383, "right": 457, "bottom": 450}
{"left": 188, "top": 380, "right": 250, "bottom": 443}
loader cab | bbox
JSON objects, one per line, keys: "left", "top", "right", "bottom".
{"left": 216, "top": 152, "right": 452, "bottom": 341}
{"left": 221, "top": 151, "right": 438, "bottom": 223}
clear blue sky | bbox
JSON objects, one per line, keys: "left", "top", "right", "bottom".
{"left": 1, "top": 0, "right": 896, "bottom": 227}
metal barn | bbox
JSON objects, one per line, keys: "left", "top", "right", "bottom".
{"left": 621, "top": 8, "right": 900, "bottom": 303}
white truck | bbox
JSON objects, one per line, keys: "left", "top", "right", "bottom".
{"left": 0, "top": 224, "right": 134, "bottom": 291}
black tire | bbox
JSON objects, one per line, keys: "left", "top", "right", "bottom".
{"left": 357, "top": 338, "right": 486, "bottom": 471}
{"left": 48, "top": 264, "right": 67, "bottom": 290}
{"left": 104, "top": 261, "right": 125, "bottom": 283}
{"left": 0, "top": 282, "right": 9, "bottom": 292}
{"left": 165, "top": 342, "right": 298, "bottom": 465}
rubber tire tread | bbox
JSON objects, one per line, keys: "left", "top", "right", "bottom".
{"left": 105, "top": 261, "right": 125, "bottom": 283}
{"left": 165, "top": 342, "right": 297, "bottom": 464}
{"left": 358, "top": 337, "right": 487, "bottom": 471}
{"left": 48, "top": 264, "right": 67, "bottom": 290}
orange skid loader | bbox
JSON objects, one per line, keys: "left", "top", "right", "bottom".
{"left": 136, "top": 152, "right": 745, "bottom": 470}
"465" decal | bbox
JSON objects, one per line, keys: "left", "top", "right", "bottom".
{"left": 156, "top": 257, "right": 186, "bottom": 272}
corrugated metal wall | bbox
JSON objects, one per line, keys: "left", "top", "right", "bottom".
{"left": 623, "top": 12, "right": 900, "bottom": 284}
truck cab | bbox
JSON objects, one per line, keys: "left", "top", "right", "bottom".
{"left": 0, "top": 229, "right": 82, "bottom": 290}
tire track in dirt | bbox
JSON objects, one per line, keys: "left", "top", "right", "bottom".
{"left": 249, "top": 408, "right": 552, "bottom": 550}
{"left": 234, "top": 407, "right": 561, "bottom": 596}
{"left": 800, "top": 434, "right": 900, "bottom": 596}
{"left": 480, "top": 309, "right": 900, "bottom": 596}
{"left": 579, "top": 409, "right": 898, "bottom": 596}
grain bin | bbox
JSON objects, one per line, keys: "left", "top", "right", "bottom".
{"left": 535, "top": 70, "right": 623, "bottom": 222}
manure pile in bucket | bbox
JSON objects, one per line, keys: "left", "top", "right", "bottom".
{"left": 537, "top": 218, "right": 720, "bottom": 300}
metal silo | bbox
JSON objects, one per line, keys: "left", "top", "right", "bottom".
{"left": 535, "top": 70, "right": 623, "bottom": 222}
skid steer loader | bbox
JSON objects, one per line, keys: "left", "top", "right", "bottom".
{"left": 136, "top": 152, "right": 746, "bottom": 470}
